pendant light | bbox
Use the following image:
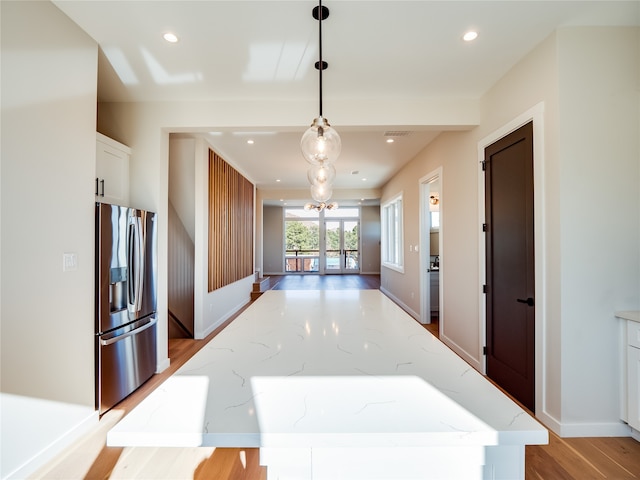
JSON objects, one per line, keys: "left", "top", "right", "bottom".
{"left": 301, "top": 0, "right": 340, "bottom": 211}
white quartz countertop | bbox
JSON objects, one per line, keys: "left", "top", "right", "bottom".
{"left": 108, "top": 290, "right": 547, "bottom": 448}
{"left": 251, "top": 375, "right": 499, "bottom": 448}
{"left": 616, "top": 311, "right": 640, "bottom": 323}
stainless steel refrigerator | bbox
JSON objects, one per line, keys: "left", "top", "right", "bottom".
{"left": 96, "top": 202, "right": 158, "bottom": 415}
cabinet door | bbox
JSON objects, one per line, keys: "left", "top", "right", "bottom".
{"left": 96, "top": 137, "right": 129, "bottom": 205}
{"left": 628, "top": 346, "right": 640, "bottom": 432}
{"left": 430, "top": 272, "right": 439, "bottom": 312}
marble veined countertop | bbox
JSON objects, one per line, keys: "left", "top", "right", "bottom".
{"left": 108, "top": 290, "right": 547, "bottom": 448}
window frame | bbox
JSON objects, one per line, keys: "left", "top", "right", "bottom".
{"left": 381, "top": 192, "right": 404, "bottom": 273}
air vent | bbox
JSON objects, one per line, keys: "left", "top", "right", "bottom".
{"left": 384, "top": 131, "right": 412, "bottom": 137}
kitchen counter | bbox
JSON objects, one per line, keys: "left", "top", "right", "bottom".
{"left": 108, "top": 290, "right": 547, "bottom": 478}
{"left": 616, "top": 311, "right": 640, "bottom": 323}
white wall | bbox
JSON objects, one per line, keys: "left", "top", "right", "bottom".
{"left": 360, "top": 205, "right": 381, "bottom": 274}
{"left": 263, "top": 206, "right": 285, "bottom": 275}
{"left": 1, "top": 1, "right": 98, "bottom": 476}
{"left": 169, "top": 137, "right": 196, "bottom": 241}
{"left": 380, "top": 27, "right": 640, "bottom": 437}
{"left": 556, "top": 27, "right": 640, "bottom": 434}
{"left": 1, "top": 0, "right": 97, "bottom": 409}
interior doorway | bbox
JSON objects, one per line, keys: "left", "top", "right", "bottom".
{"left": 420, "top": 169, "right": 443, "bottom": 326}
{"left": 484, "top": 121, "right": 535, "bottom": 412}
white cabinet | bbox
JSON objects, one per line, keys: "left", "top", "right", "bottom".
{"left": 96, "top": 132, "right": 130, "bottom": 205}
{"left": 618, "top": 312, "right": 640, "bottom": 437}
{"left": 627, "top": 320, "right": 640, "bottom": 432}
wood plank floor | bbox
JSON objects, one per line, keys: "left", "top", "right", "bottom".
{"left": 32, "top": 274, "right": 640, "bottom": 479}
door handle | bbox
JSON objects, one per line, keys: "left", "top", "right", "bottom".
{"left": 100, "top": 317, "right": 157, "bottom": 346}
{"left": 517, "top": 297, "right": 535, "bottom": 307}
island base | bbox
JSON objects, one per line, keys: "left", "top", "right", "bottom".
{"left": 260, "top": 444, "right": 525, "bottom": 480}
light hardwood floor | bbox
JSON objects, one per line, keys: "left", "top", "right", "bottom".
{"left": 32, "top": 275, "right": 640, "bottom": 479}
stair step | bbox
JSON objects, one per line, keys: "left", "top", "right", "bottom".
{"left": 250, "top": 291, "right": 263, "bottom": 301}
{"left": 252, "top": 277, "right": 271, "bottom": 292}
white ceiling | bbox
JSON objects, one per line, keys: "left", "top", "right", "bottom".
{"left": 54, "top": 0, "right": 639, "bottom": 200}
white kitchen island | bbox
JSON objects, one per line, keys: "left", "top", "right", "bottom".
{"left": 108, "top": 290, "right": 547, "bottom": 479}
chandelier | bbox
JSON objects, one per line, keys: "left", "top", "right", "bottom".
{"left": 300, "top": 0, "right": 340, "bottom": 212}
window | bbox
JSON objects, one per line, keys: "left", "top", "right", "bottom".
{"left": 430, "top": 211, "right": 440, "bottom": 230}
{"left": 381, "top": 193, "right": 404, "bottom": 272}
{"left": 284, "top": 208, "right": 320, "bottom": 272}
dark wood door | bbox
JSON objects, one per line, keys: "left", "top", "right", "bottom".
{"left": 484, "top": 121, "right": 535, "bottom": 412}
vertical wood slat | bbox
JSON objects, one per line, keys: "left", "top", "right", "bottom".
{"left": 209, "top": 151, "right": 254, "bottom": 292}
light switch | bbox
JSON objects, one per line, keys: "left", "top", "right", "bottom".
{"left": 63, "top": 252, "right": 78, "bottom": 271}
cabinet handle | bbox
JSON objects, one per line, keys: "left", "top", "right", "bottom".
{"left": 95, "top": 177, "right": 99, "bottom": 196}
{"left": 100, "top": 179, "right": 105, "bottom": 197}
{"left": 516, "top": 297, "right": 535, "bottom": 307}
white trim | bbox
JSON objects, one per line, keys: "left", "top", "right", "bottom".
{"left": 477, "top": 102, "right": 546, "bottom": 417}
{"left": 418, "top": 168, "right": 443, "bottom": 326}
{"left": 380, "top": 286, "right": 419, "bottom": 320}
{"left": 381, "top": 192, "right": 405, "bottom": 273}
{"left": 201, "top": 296, "right": 252, "bottom": 339}
{"left": 439, "top": 334, "right": 483, "bottom": 373}
{"left": 382, "top": 263, "right": 404, "bottom": 274}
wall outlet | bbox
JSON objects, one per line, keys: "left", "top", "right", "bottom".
{"left": 63, "top": 252, "right": 78, "bottom": 271}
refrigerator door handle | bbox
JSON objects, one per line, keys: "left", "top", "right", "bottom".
{"left": 127, "top": 212, "right": 145, "bottom": 313}
{"left": 100, "top": 317, "right": 157, "bottom": 346}
{"left": 134, "top": 214, "right": 145, "bottom": 312}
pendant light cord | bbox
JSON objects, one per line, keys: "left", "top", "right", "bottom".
{"left": 318, "top": 0, "right": 323, "bottom": 118}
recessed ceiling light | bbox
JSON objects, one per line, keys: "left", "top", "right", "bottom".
{"left": 386, "top": 138, "right": 394, "bottom": 143}
{"left": 247, "top": 139, "right": 254, "bottom": 145}
{"left": 163, "top": 32, "right": 179, "bottom": 43}
{"left": 362, "top": 178, "right": 367, "bottom": 182}
{"left": 463, "top": 31, "right": 478, "bottom": 42}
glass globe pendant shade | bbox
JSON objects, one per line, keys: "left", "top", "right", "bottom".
{"left": 307, "top": 162, "right": 336, "bottom": 186}
{"left": 310, "top": 183, "right": 332, "bottom": 203}
{"left": 300, "top": 116, "right": 341, "bottom": 166}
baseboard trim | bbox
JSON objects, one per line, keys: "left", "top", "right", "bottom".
{"left": 200, "top": 299, "right": 251, "bottom": 339}
{"left": 557, "top": 421, "right": 632, "bottom": 438}
{"left": 536, "top": 409, "right": 632, "bottom": 438}
{"left": 379, "top": 287, "right": 419, "bottom": 320}
{"left": 439, "top": 334, "right": 483, "bottom": 372}
{"left": 155, "top": 357, "right": 171, "bottom": 374}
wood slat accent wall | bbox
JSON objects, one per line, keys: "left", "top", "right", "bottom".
{"left": 208, "top": 151, "right": 254, "bottom": 292}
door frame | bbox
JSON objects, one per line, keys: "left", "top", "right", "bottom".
{"left": 477, "top": 102, "right": 546, "bottom": 415}
{"left": 324, "top": 218, "right": 361, "bottom": 274}
{"left": 419, "top": 167, "right": 443, "bottom": 325}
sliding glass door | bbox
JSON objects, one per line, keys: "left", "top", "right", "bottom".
{"left": 283, "top": 207, "right": 360, "bottom": 274}
{"left": 324, "top": 219, "right": 359, "bottom": 274}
